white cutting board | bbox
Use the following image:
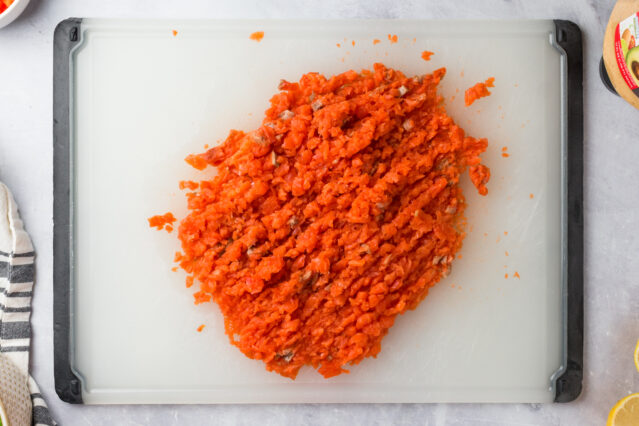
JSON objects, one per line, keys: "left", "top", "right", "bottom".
{"left": 71, "top": 19, "right": 564, "bottom": 403}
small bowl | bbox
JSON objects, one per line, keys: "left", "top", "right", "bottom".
{"left": 0, "top": 0, "right": 30, "bottom": 29}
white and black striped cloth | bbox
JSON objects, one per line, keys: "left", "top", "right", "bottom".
{"left": 0, "top": 183, "right": 55, "bottom": 425}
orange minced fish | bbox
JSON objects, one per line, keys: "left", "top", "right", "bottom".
{"left": 464, "top": 77, "right": 495, "bottom": 106}
{"left": 148, "top": 212, "right": 176, "bottom": 231}
{"left": 157, "top": 63, "right": 490, "bottom": 379}
{"left": 421, "top": 51, "right": 434, "bottom": 61}
{"left": 185, "top": 154, "right": 208, "bottom": 170}
{"left": 179, "top": 180, "right": 199, "bottom": 190}
{"left": 249, "top": 31, "right": 264, "bottom": 42}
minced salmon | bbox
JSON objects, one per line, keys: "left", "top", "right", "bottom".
{"left": 421, "top": 51, "right": 434, "bottom": 61}
{"left": 249, "top": 31, "right": 264, "bottom": 42}
{"left": 148, "top": 212, "right": 176, "bottom": 232}
{"left": 464, "top": 77, "right": 495, "bottom": 106}
{"left": 162, "top": 63, "right": 490, "bottom": 379}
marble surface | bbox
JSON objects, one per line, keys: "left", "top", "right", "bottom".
{"left": 0, "top": 0, "right": 636, "bottom": 424}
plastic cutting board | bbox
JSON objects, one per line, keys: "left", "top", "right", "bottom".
{"left": 52, "top": 19, "right": 583, "bottom": 404}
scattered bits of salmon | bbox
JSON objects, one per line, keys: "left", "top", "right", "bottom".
{"left": 387, "top": 34, "right": 398, "bottom": 43}
{"left": 172, "top": 267, "right": 178, "bottom": 272}
{"left": 337, "top": 43, "right": 341, "bottom": 48}
{"left": 421, "top": 51, "right": 434, "bottom": 61}
{"left": 373, "top": 39, "right": 381, "bottom": 45}
{"left": 351, "top": 40, "right": 356, "bottom": 47}
{"left": 249, "top": 31, "right": 265, "bottom": 42}
{"left": 529, "top": 193, "right": 534, "bottom": 199}
{"left": 464, "top": 77, "right": 495, "bottom": 107}
{"left": 505, "top": 273, "right": 509, "bottom": 279}
{"left": 197, "top": 324, "right": 205, "bottom": 332}
{"left": 172, "top": 30, "right": 178, "bottom": 37}
{"left": 185, "top": 154, "right": 208, "bottom": 170}
{"left": 505, "top": 251, "right": 509, "bottom": 256}
{"left": 148, "top": 212, "right": 176, "bottom": 231}
{"left": 504, "top": 231, "right": 508, "bottom": 235}
{"left": 159, "top": 63, "right": 490, "bottom": 380}
{"left": 179, "top": 180, "right": 199, "bottom": 190}
{"left": 513, "top": 271, "right": 520, "bottom": 279}
{"left": 501, "top": 146, "right": 509, "bottom": 158}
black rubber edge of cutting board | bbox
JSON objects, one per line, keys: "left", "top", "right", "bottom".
{"left": 552, "top": 19, "right": 583, "bottom": 403}
{"left": 53, "top": 17, "right": 84, "bottom": 404}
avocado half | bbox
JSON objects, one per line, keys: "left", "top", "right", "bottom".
{"left": 626, "top": 46, "right": 639, "bottom": 86}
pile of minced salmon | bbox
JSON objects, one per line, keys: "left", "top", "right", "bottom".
{"left": 163, "top": 63, "right": 490, "bottom": 378}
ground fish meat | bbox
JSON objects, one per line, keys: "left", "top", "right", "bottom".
{"left": 173, "top": 63, "right": 490, "bottom": 379}
{"left": 464, "top": 77, "right": 495, "bottom": 106}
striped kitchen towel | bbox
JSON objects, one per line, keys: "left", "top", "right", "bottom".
{"left": 0, "top": 182, "right": 55, "bottom": 426}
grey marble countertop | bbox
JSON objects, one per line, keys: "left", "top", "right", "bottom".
{"left": 0, "top": 0, "right": 636, "bottom": 424}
